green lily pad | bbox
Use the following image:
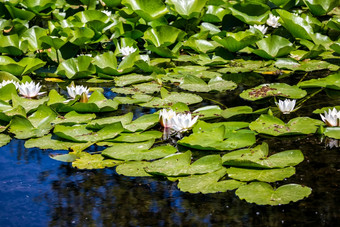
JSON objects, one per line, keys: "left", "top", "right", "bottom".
{"left": 145, "top": 151, "right": 222, "bottom": 177}
{"left": 0, "top": 56, "right": 46, "bottom": 76}
{"left": 25, "top": 134, "right": 93, "bottom": 151}
{"left": 111, "top": 82, "right": 161, "bottom": 95}
{"left": 179, "top": 121, "right": 256, "bottom": 151}
{"left": 253, "top": 35, "right": 295, "bottom": 59}
{"left": 221, "top": 106, "right": 253, "bottom": 119}
{"left": 112, "top": 131, "right": 162, "bottom": 142}
{"left": 229, "top": 1, "right": 269, "bottom": 24}
{"left": 324, "top": 127, "right": 340, "bottom": 139}
{"left": 114, "top": 73, "right": 154, "bottom": 87}
{"left": 122, "top": 0, "right": 168, "bottom": 21}
{"left": 298, "top": 72, "right": 340, "bottom": 90}
{"left": 103, "top": 142, "right": 177, "bottom": 161}
{"left": 9, "top": 105, "right": 57, "bottom": 139}
{"left": 226, "top": 167, "right": 296, "bottom": 182}
{"left": 140, "top": 88, "right": 202, "bottom": 108}
{"left": 177, "top": 168, "right": 244, "bottom": 194}
{"left": 249, "top": 114, "right": 324, "bottom": 136}
{"left": 86, "top": 112, "right": 133, "bottom": 130}
{"left": 72, "top": 153, "right": 123, "bottom": 169}
{"left": 235, "top": 182, "right": 312, "bottom": 205}
{"left": 54, "top": 122, "right": 124, "bottom": 142}
{"left": 52, "top": 111, "right": 96, "bottom": 125}
{"left": 0, "top": 134, "right": 11, "bottom": 147}
{"left": 165, "top": 0, "right": 208, "bottom": 19}
{"left": 179, "top": 75, "right": 237, "bottom": 92}
{"left": 116, "top": 161, "right": 153, "bottom": 177}
{"left": 123, "top": 114, "right": 159, "bottom": 132}
{"left": 192, "top": 105, "right": 222, "bottom": 120}
{"left": 55, "top": 56, "right": 96, "bottom": 79}
{"left": 0, "top": 83, "right": 17, "bottom": 102}
{"left": 240, "top": 83, "right": 307, "bottom": 101}
{"left": 50, "top": 152, "right": 81, "bottom": 163}
{"left": 12, "top": 94, "right": 49, "bottom": 114}
{"left": 222, "top": 143, "right": 304, "bottom": 169}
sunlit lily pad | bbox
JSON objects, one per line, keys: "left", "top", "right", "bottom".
{"left": 179, "top": 122, "right": 256, "bottom": 151}
{"left": 177, "top": 168, "right": 244, "bottom": 194}
{"left": 192, "top": 105, "right": 222, "bottom": 120}
{"left": 111, "top": 82, "right": 161, "bottom": 95}
{"left": 54, "top": 122, "right": 124, "bottom": 142}
{"left": 25, "top": 134, "right": 93, "bottom": 151}
{"left": 103, "top": 142, "right": 176, "bottom": 161}
{"left": 298, "top": 72, "right": 340, "bottom": 90}
{"left": 324, "top": 127, "right": 340, "bottom": 139}
{"left": 179, "top": 75, "right": 237, "bottom": 92}
{"left": 12, "top": 94, "right": 49, "bottom": 113}
{"left": 0, "top": 134, "right": 11, "bottom": 147}
{"left": 240, "top": 83, "right": 307, "bottom": 101}
{"left": 114, "top": 73, "right": 154, "bottom": 87}
{"left": 112, "top": 131, "right": 162, "bottom": 142}
{"left": 226, "top": 167, "right": 296, "bottom": 182}
{"left": 140, "top": 88, "right": 203, "bottom": 108}
{"left": 52, "top": 111, "right": 96, "bottom": 125}
{"left": 0, "top": 83, "right": 17, "bottom": 102}
{"left": 249, "top": 115, "right": 324, "bottom": 136}
{"left": 86, "top": 112, "right": 133, "bottom": 130}
{"left": 221, "top": 106, "right": 253, "bottom": 119}
{"left": 145, "top": 151, "right": 222, "bottom": 177}
{"left": 123, "top": 114, "right": 159, "bottom": 132}
{"left": 235, "top": 182, "right": 312, "bottom": 205}
{"left": 9, "top": 105, "right": 57, "bottom": 139}
{"left": 222, "top": 143, "right": 304, "bottom": 169}
{"left": 72, "top": 153, "right": 123, "bottom": 169}
{"left": 116, "top": 161, "right": 153, "bottom": 177}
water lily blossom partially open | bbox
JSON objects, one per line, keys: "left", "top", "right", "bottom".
{"left": 251, "top": 25, "right": 268, "bottom": 34}
{"left": 67, "top": 85, "right": 90, "bottom": 99}
{"left": 170, "top": 113, "right": 199, "bottom": 133}
{"left": 18, "top": 81, "right": 45, "bottom": 98}
{"left": 159, "top": 109, "right": 177, "bottom": 128}
{"left": 276, "top": 99, "right": 296, "bottom": 114}
{"left": 267, "top": 14, "right": 281, "bottom": 28}
{"left": 320, "top": 108, "right": 340, "bottom": 127}
{"left": 120, "top": 46, "right": 137, "bottom": 59}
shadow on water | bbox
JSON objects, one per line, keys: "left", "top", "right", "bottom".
{"left": 0, "top": 71, "right": 340, "bottom": 226}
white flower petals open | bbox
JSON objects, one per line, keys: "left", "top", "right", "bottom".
{"left": 159, "top": 109, "right": 198, "bottom": 134}
{"left": 320, "top": 108, "right": 340, "bottom": 127}
{"left": 0, "top": 80, "right": 19, "bottom": 89}
{"left": 18, "top": 81, "right": 45, "bottom": 98}
{"left": 67, "top": 85, "right": 90, "bottom": 99}
{"left": 276, "top": 99, "right": 296, "bottom": 114}
{"left": 120, "top": 46, "right": 137, "bottom": 59}
{"left": 266, "top": 14, "right": 281, "bottom": 28}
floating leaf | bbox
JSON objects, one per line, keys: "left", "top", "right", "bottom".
{"left": 103, "top": 143, "right": 177, "bottom": 161}
{"left": 72, "top": 153, "right": 123, "bottom": 169}
{"left": 25, "top": 134, "right": 93, "bottom": 151}
{"left": 52, "top": 111, "right": 96, "bottom": 125}
{"left": 303, "top": 0, "right": 338, "bottom": 16}
{"left": 116, "top": 161, "right": 152, "bottom": 177}
{"left": 177, "top": 168, "right": 244, "bottom": 194}
{"left": 55, "top": 56, "right": 96, "bottom": 79}
{"left": 253, "top": 35, "right": 294, "bottom": 59}
{"left": 192, "top": 105, "right": 222, "bottom": 120}
{"left": 249, "top": 115, "right": 323, "bottom": 136}
{"left": 229, "top": 1, "right": 270, "bottom": 24}
{"left": 298, "top": 72, "right": 340, "bottom": 90}
{"left": 240, "top": 83, "right": 307, "bottom": 101}
{"left": 112, "top": 131, "right": 162, "bottom": 142}
{"left": 235, "top": 182, "right": 312, "bottom": 205}
{"left": 122, "top": 0, "right": 168, "bottom": 21}
{"left": 86, "top": 112, "right": 133, "bottom": 130}
{"left": 114, "top": 73, "right": 154, "bottom": 87}
{"left": 222, "top": 143, "right": 304, "bottom": 169}
{"left": 324, "top": 127, "right": 340, "bottom": 139}
{"left": 145, "top": 151, "right": 222, "bottom": 177}
{"left": 226, "top": 167, "right": 296, "bottom": 182}
{"left": 0, "top": 134, "right": 11, "bottom": 147}
{"left": 123, "top": 114, "right": 159, "bottom": 132}
{"left": 165, "top": 0, "right": 208, "bottom": 19}
{"left": 221, "top": 106, "right": 253, "bottom": 119}
{"left": 54, "top": 122, "right": 124, "bottom": 142}
{"left": 179, "top": 75, "right": 237, "bottom": 92}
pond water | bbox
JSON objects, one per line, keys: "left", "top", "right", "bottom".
{"left": 1, "top": 71, "right": 340, "bottom": 226}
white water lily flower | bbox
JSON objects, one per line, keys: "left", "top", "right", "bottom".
{"left": 276, "top": 99, "right": 296, "bottom": 114}
{"left": 139, "top": 54, "right": 150, "bottom": 63}
{"left": 251, "top": 25, "right": 268, "bottom": 34}
{"left": 18, "top": 81, "right": 45, "bottom": 98}
{"left": 120, "top": 46, "right": 137, "bottom": 59}
{"left": 170, "top": 113, "right": 199, "bottom": 132}
{"left": 0, "top": 80, "right": 19, "bottom": 89}
{"left": 159, "top": 109, "right": 177, "bottom": 128}
{"left": 320, "top": 108, "right": 340, "bottom": 127}
{"left": 266, "top": 14, "right": 281, "bottom": 28}
{"left": 67, "top": 85, "right": 90, "bottom": 99}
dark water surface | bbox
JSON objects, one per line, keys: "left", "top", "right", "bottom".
{"left": 1, "top": 72, "right": 340, "bottom": 226}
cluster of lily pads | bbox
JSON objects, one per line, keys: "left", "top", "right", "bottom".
{"left": 0, "top": 0, "right": 340, "bottom": 206}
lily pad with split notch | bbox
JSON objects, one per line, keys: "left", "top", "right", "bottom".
{"left": 240, "top": 83, "right": 307, "bottom": 101}
{"left": 249, "top": 114, "right": 324, "bottom": 136}
{"left": 177, "top": 168, "right": 244, "bottom": 194}
{"left": 235, "top": 182, "right": 312, "bottom": 205}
